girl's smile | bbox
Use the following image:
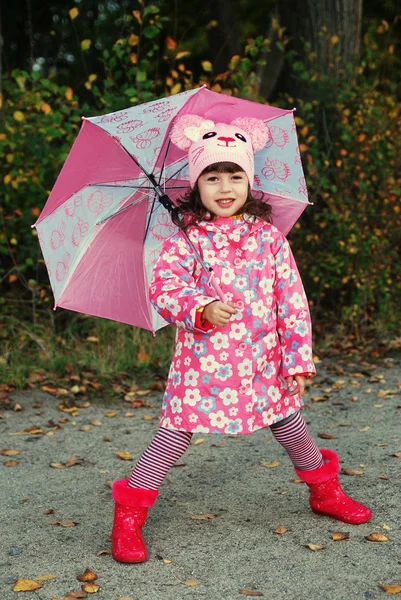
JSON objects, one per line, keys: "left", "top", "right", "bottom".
{"left": 197, "top": 170, "right": 248, "bottom": 217}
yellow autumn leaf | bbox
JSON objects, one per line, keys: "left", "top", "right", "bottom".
{"left": 183, "top": 579, "right": 200, "bottom": 586}
{"left": 81, "top": 39, "right": 92, "bottom": 51}
{"left": 41, "top": 103, "right": 51, "bottom": 115}
{"left": 129, "top": 34, "right": 139, "bottom": 46}
{"left": 171, "top": 83, "right": 182, "bottom": 95}
{"left": 116, "top": 451, "right": 133, "bottom": 461}
{"left": 262, "top": 460, "right": 280, "bottom": 468}
{"left": 82, "top": 582, "right": 101, "bottom": 592}
{"left": 13, "top": 579, "right": 43, "bottom": 592}
{"left": 105, "top": 411, "right": 117, "bottom": 418}
{"left": 202, "top": 60, "right": 212, "bottom": 72}
{"left": 176, "top": 50, "right": 190, "bottom": 59}
{"left": 69, "top": 7, "right": 79, "bottom": 20}
{"left": 65, "top": 87, "right": 73, "bottom": 100}
{"left": 88, "top": 74, "right": 97, "bottom": 82}
{"left": 4, "top": 174, "right": 12, "bottom": 184}
{"left": 13, "top": 110, "right": 25, "bottom": 122}
{"left": 86, "top": 336, "right": 99, "bottom": 343}
{"left": 35, "top": 574, "right": 57, "bottom": 581}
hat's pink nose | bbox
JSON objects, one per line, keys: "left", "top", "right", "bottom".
{"left": 217, "top": 136, "right": 235, "bottom": 146}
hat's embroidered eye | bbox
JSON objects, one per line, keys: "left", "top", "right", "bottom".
{"left": 202, "top": 131, "right": 217, "bottom": 139}
{"left": 235, "top": 133, "right": 247, "bottom": 143}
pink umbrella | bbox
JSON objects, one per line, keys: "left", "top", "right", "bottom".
{"left": 33, "top": 87, "right": 311, "bottom": 333}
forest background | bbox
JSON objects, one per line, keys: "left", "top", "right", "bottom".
{"left": 1, "top": 0, "right": 401, "bottom": 395}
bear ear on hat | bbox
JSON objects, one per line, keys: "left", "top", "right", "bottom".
{"left": 230, "top": 117, "right": 270, "bottom": 151}
{"left": 170, "top": 114, "right": 215, "bottom": 150}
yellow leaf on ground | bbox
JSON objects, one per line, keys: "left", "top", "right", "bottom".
{"left": 82, "top": 582, "right": 100, "bottom": 592}
{"left": 3, "top": 460, "right": 19, "bottom": 466}
{"left": 116, "top": 451, "right": 133, "bottom": 461}
{"left": 365, "top": 532, "right": 389, "bottom": 542}
{"left": 331, "top": 532, "right": 349, "bottom": 541}
{"left": 379, "top": 584, "right": 401, "bottom": 594}
{"left": 1, "top": 449, "right": 20, "bottom": 456}
{"left": 36, "top": 574, "right": 57, "bottom": 581}
{"left": 274, "top": 525, "right": 287, "bottom": 535}
{"left": 77, "top": 569, "right": 97, "bottom": 582}
{"left": 305, "top": 543, "right": 325, "bottom": 551}
{"left": 342, "top": 468, "right": 364, "bottom": 476}
{"left": 183, "top": 579, "right": 200, "bottom": 586}
{"left": 191, "top": 513, "right": 217, "bottom": 520}
{"left": 104, "top": 411, "right": 116, "bottom": 418}
{"left": 262, "top": 461, "right": 280, "bottom": 468}
{"left": 191, "top": 438, "right": 205, "bottom": 445}
{"left": 13, "top": 579, "right": 43, "bottom": 591}
{"left": 86, "top": 336, "right": 99, "bottom": 343}
{"left": 239, "top": 590, "right": 264, "bottom": 597}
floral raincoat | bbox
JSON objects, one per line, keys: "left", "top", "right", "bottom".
{"left": 149, "top": 215, "right": 316, "bottom": 435}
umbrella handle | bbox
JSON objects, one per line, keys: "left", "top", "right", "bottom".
{"left": 208, "top": 270, "right": 227, "bottom": 303}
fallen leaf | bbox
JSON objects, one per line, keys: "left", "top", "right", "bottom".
{"left": 191, "top": 513, "right": 217, "bottom": 520}
{"left": 115, "top": 451, "right": 133, "bottom": 461}
{"left": 36, "top": 574, "right": 57, "bottom": 581}
{"left": 378, "top": 475, "right": 388, "bottom": 480}
{"left": 191, "top": 438, "right": 205, "bottom": 445}
{"left": 239, "top": 589, "right": 264, "bottom": 596}
{"left": 318, "top": 433, "right": 337, "bottom": 439}
{"left": 377, "top": 389, "right": 397, "bottom": 398}
{"left": 365, "top": 532, "right": 389, "bottom": 542}
{"left": 66, "top": 591, "right": 88, "bottom": 598}
{"left": 50, "top": 520, "right": 79, "bottom": 527}
{"left": 331, "top": 532, "right": 349, "bottom": 541}
{"left": 12, "top": 579, "right": 43, "bottom": 591}
{"left": 376, "top": 443, "right": 388, "bottom": 447}
{"left": 91, "top": 420, "right": 102, "bottom": 427}
{"left": 3, "top": 460, "right": 19, "bottom": 466}
{"left": 97, "top": 549, "right": 112, "bottom": 556}
{"left": 80, "top": 425, "right": 91, "bottom": 432}
{"left": 143, "top": 415, "right": 153, "bottom": 421}
{"left": 9, "top": 426, "right": 43, "bottom": 436}
{"left": 82, "top": 583, "right": 100, "bottom": 593}
{"left": 13, "top": 403, "right": 23, "bottom": 411}
{"left": 393, "top": 452, "right": 401, "bottom": 458}
{"left": 49, "top": 457, "right": 85, "bottom": 469}
{"left": 379, "top": 584, "right": 401, "bottom": 594}
{"left": 44, "top": 508, "right": 55, "bottom": 515}
{"left": 274, "top": 525, "right": 287, "bottom": 534}
{"left": 382, "top": 523, "right": 391, "bottom": 531}
{"left": 117, "top": 597, "right": 135, "bottom": 600}
{"left": 77, "top": 569, "right": 97, "bottom": 582}
{"left": 183, "top": 579, "right": 200, "bottom": 586}
{"left": 104, "top": 411, "right": 116, "bottom": 418}
{"left": 305, "top": 543, "right": 325, "bottom": 551}
{"left": 123, "top": 412, "right": 135, "bottom": 417}
{"left": 261, "top": 461, "right": 280, "bottom": 468}
{"left": 136, "top": 389, "right": 151, "bottom": 396}
{"left": 359, "top": 426, "right": 371, "bottom": 432}
{"left": 311, "top": 396, "right": 329, "bottom": 402}
{"left": 342, "top": 468, "right": 364, "bottom": 476}
{"left": 290, "top": 479, "right": 302, "bottom": 484}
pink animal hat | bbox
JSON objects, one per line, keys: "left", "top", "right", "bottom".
{"left": 169, "top": 114, "right": 270, "bottom": 188}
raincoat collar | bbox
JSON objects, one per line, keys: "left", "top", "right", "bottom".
{"left": 197, "top": 213, "right": 266, "bottom": 238}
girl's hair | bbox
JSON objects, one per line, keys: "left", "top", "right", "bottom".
{"left": 170, "top": 162, "right": 272, "bottom": 231}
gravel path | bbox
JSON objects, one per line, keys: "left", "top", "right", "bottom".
{"left": 1, "top": 357, "right": 400, "bottom": 600}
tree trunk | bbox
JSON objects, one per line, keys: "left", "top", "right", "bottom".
{"left": 264, "top": 0, "right": 362, "bottom": 100}
{"left": 208, "top": 0, "right": 241, "bottom": 74}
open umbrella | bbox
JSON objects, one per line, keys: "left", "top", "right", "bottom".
{"left": 33, "top": 87, "right": 311, "bottom": 333}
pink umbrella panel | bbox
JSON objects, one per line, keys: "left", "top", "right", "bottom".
{"left": 33, "top": 87, "right": 311, "bottom": 332}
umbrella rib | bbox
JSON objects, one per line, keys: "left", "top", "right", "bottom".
{"left": 97, "top": 190, "right": 149, "bottom": 225}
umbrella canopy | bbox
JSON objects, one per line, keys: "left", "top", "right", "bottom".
{"left": 34, "top": 87, "right": 311, "bottom": 332}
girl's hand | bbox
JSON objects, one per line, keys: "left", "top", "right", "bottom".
{"left": 285, "top": 375, "right": 306, "bottom": 397}
{"left": 202, "top": 301, "right": 237, "bottom": 327}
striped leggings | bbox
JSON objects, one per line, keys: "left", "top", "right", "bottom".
{"left": 128, "top": 410, "right": 323, "bottom": 490}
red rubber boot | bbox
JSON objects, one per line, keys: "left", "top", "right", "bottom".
{"left": 111, "top": 479, "right": 158, "bottom": 563}
{"left": 295, "top": 448, "right": 372, "bottom": 524}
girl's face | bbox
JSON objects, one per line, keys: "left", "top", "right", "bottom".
{"left": 197, "top": 170, "right": 249, "bottom": 218}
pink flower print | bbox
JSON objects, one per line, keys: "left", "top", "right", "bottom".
{"left": 143, "top": 101, "right": 170, "bottom": 113}
{"left": 254, "top": 174, "right": 261, "bottom": 187}
{"left": 130, "top": 127, "right": 161, "bottom": 149}
{"left": 190, "top": 146, "right": 204, "bottom": 165}
{"left": 72, "top": 217, "right": 89, "bottom": 247}
{"left": 266, "top": 126, "right": 289, "bottom": 149}
{"left": 100, "top": 111, "right": 128, "bottom": 123}
{"left": 64, "top": 194, "right": 82, "bottom": 218}
{"left": 87, "top": 190, "right": 113, "bottom": 215}
{"left": 117, "top": 119, "right": 144, "bottom": 134}
{"left": 50, "top": 221, "right": 66, "bottom": 250}
{"left": 150, "top": 214, "right": 176, "bottom": 241}
{"left": 146, "top": 146, "right": 161, "bottom": 166}
{"left": 262, "top": 159, "right": 291, "bottom": 181}
{"left": 37, "top": 228, "right": 45, "bottom": 247}
{"left": 298, "top": 177, "right": 308, "bottom": 198}
{"left": 294, "top": 147, "right": 302, "bottom": 165}
{"left": 56, "top": 252, "right": 71, "bottom": 282}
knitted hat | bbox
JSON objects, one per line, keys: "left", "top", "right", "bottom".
{"left": 169, "top": 115, "right": 270, "bottom": 188}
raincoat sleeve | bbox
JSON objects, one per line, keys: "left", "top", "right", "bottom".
{"left": 272, "top": 233, "right": 316, "bottom": 379}
{"left": 149, "top": 232, "right": 217, "bottom": 333}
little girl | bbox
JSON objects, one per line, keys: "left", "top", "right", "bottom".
{"left": 111, "top": 115, "right": 371, "bottom": 563}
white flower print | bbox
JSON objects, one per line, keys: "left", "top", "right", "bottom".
{"left": 163, "top": 250, "right": 179, "bottom": 264}
{"left": 229, "top": 322, "right": 247, "bottom": 340}
{"left": 210, "top": 331, "right": 229, "bottom": 350}
{"left": 170, "top": 396, "right": 182, "bottom": 413}
{"left": 192, "top": 424, "right": 210, "bottom": 433}
{"left": 284, "top": 314, "right": 297, "bottom": 328}
{"left": 209, "top": 410, "right": 228, "bottom": 429}
{"left": 219, "top": 388, "right": 239, "bottom": 405}
{"left": 264, "top": 332, "right": 276, "bottom": 349}
{"left": 247, "top": 417, "right": 255, "bottom": 431}
{"left": 166, "top": 297, "right": 180, "bottom": 316}
{"left": 188, "top": 413, "right": 199, "bottom": 423}
{"left": 298, "top": 343, "right": 312, "bottom": 362}
{"left": 214, "top": 233, "right": 229, "bottom": 249}
{"left": 229, "top": 406, "right": 239, "bottom": 416}
{"left": 245, "top": 401, "right": 253, "bottom": 412}
{"left": 221, "top": 267, "right": 235, "bottom": 285}
{"left": 256, "top": 355, "right": 268, "bottom": 372}
{"left": 240, "top": 378, "right": 252, "bottom": 395}
{"left": 220, "top": 248, "right": 229, "bottom": 259}
{"left": 289, "top": 291, "right": 305, "bottom": 309}
{"left": 219, "top": 351, "right": 229, "bottom": 361}
{"left": 244, "top": 288, "right": 258, "bottom": 304}
{"left": 259, "top": 276, "right": 273, "bottom": 295}
{"left": 215, "top": 364, "right": 233, "bottom": 381}
{"left": 176, "top": 359, "right": 181, "bottom": 369}
{"left": 235, "top": 348, "right": 244, "bottom": 357}
{"left": 174, "top": 416, "right": 183, "bottom": 425}
{"left": 238, "top": 358, "right": 252, "bottom": 377}
{"left": 184, "top": 368, "right": 199, "bottom": 387}
{"left": 267, "top": 385, "right": 281, "bottom": 402}
{"left": 184, "top": 356, "right": 191, "bottom": 366}
{"left": 183, "top": 388, "right": 201, "bottom": 406}
{"left": 243, "top": 237, "right": 258, "bottom": 252}
{"left": 184, "top": 332, "right": 194, "bottom": 348}
{"left": 276, "top": 262, "right": 291, "bottom": 279}
{"left": 251, "top": 299, "right": 267, "bottom": 318}
{"left": 262, "top": 408, "right": 275, "bottom": 425}
{"left": 200, "top": 354, "right": 219, "bottom": 373}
